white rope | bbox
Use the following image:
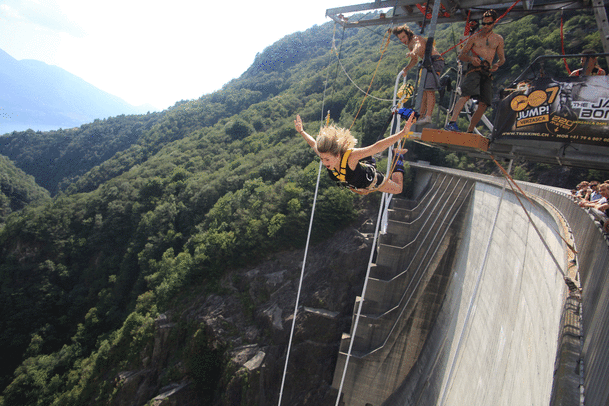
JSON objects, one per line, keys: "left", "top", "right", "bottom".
{"left": 277, "top": 160, "right": 323, "bottom": 406}
{"left": 332, "top": 44, "right": 394, "bottom": 103}
{"left": 334, "top": 72, "right": 406, "bottom": 402}
{"left": 335, "top": 190, "right": 390, "bottom": 406}
{"left": 277, "top": 26, "right": 337, "bottom": 404}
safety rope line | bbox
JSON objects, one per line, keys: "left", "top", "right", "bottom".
{"left": 438, "top": 168, "right": 510, "bottom": 406}
{"left": 490, "top": 155, "right": 577, "bottom": 257}
{"left": 277, "top": 26, "right": 337, "bottom": 406}
{"left": 277, "top": 158, "right": 323, "bottom": 406}
{"left": 349, "top": 32, "right": 393, "bottom": 130}
{"left": 497, "top": 0, "right": 522, "bottom": 21}
{"left": 334, "top": 183, "right": 390, "bottom": 406}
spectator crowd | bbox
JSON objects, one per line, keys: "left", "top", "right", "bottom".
{"left": 572, "top": 180, "right": 609, "bottom": 234}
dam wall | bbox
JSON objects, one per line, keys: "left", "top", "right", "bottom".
{"left": 390, "top": 167, "right": 569, "bottom": 406}
{"left": 332, "top": 164, "right": 598, "bottom": 405}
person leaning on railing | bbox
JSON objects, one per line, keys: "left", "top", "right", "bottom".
{"left": 572, "top": 181, "right": 590, "bottom": 201}
{"left": 584, "top": 181, "right": 603, "bottom": 202}
{"left": 580, "top": 182, "right": 609, "bottom": 233}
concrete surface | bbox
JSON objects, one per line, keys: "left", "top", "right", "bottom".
{"left": 333, "top": 167, "right": 576, "bottom": 406}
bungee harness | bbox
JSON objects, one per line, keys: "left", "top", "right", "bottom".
{"left": 329, "top": 148, "right": 353, "bottom": 183}
{"left": 329, "top": 149, "right": 384, "bottom": 192}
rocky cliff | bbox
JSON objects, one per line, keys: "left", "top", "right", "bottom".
{"left": 110, "top": 218, "right": 377, "bottom": 406}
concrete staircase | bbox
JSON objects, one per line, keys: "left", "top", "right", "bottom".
{"left": 332, "top": 171, "right": 474, "bottom": 406}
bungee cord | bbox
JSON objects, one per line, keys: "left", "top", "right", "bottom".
{"left": 490, "top": 155, "right": 577, "bottom": 259}
{"left": 331, "top": 36, "right": 395, "bottom": 104}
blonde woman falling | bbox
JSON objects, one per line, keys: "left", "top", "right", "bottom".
{"left": 294, "top": 113, "right": 415, "bottom": 195}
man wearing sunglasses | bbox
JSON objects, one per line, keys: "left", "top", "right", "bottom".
{"left": 445, "top": 10, "right": 505, "bottom": 133}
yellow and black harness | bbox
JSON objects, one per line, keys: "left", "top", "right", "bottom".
{"left": 329, "top": 149, "right": 383, "bottom": 192}
{"left": 329, "top": 149, "right": 352, "bottom": 183}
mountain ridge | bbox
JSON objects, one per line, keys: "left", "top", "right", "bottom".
{"left": 0, "top": 48, "right": 154, "bottom": 134}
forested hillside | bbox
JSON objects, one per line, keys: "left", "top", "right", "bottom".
{"left": 0, "top": 113, "right": 165, "bottom": 196}
{"left": 0, "top": 9, "right": 607, "bottom": 406}
{"left": 0, "top": 155, "right": 50, "bottom": 224}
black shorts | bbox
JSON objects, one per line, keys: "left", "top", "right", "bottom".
{"left": 353, "top": 163, "right": 384, "bottom": 189}
{"left": 460, "top": 68, "right": 493, "bottom": 106}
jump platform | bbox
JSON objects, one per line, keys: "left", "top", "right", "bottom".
{"left": 410, "top": 128, "right": 490, "bottom": 152}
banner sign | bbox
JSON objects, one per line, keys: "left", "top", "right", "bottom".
{"left": 492, "top": 75, "right": 609, "bottom": 146}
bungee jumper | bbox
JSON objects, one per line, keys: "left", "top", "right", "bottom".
{"left": 294, "top": 111, "right": 416, "bottom": 195}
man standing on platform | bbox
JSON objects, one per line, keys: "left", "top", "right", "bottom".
{"left": 444, "top": 10, "right": 505, "bottom": 133}
{"left": 392, "top": 25, "right": 445, "bottom": 125}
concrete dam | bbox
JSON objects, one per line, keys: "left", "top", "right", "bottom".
{"left": 332, "top": 163, "right": 609, "bottom": 406}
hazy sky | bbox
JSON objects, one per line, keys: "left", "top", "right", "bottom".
{"left": 0, "top": 0, "right": 360, "bottom": 110}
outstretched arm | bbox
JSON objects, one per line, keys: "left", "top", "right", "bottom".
{"left": 596, "top": 201, "right": 609, "bottom": 212}
{"left": 402, "top": 37, "right": 424, "bottom": 74}
{"left": 294, "top": 115, "right": 318, "bottom": 154}
{"left": 349, "top": 114, "right": 415, "bottom": 164}
{"left": 403, "top": 52, "right": 419, "bottom": 74}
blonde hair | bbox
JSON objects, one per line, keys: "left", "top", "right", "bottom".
{"left": 316, "top": 125, "right": 357, "bottom": 156}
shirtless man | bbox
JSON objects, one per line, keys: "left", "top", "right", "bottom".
{"left": 392, "top": 25, "right": 445, "bottom": 125}
{"left": 569, "top": 49, "right": 606, "bottom": 77}
{"left": 445, "top": 10, "right": 505, "bottom": 133}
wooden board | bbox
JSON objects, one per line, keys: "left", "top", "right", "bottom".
{"left": 419, "top": 128, "right": 489, "bottom": 151}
